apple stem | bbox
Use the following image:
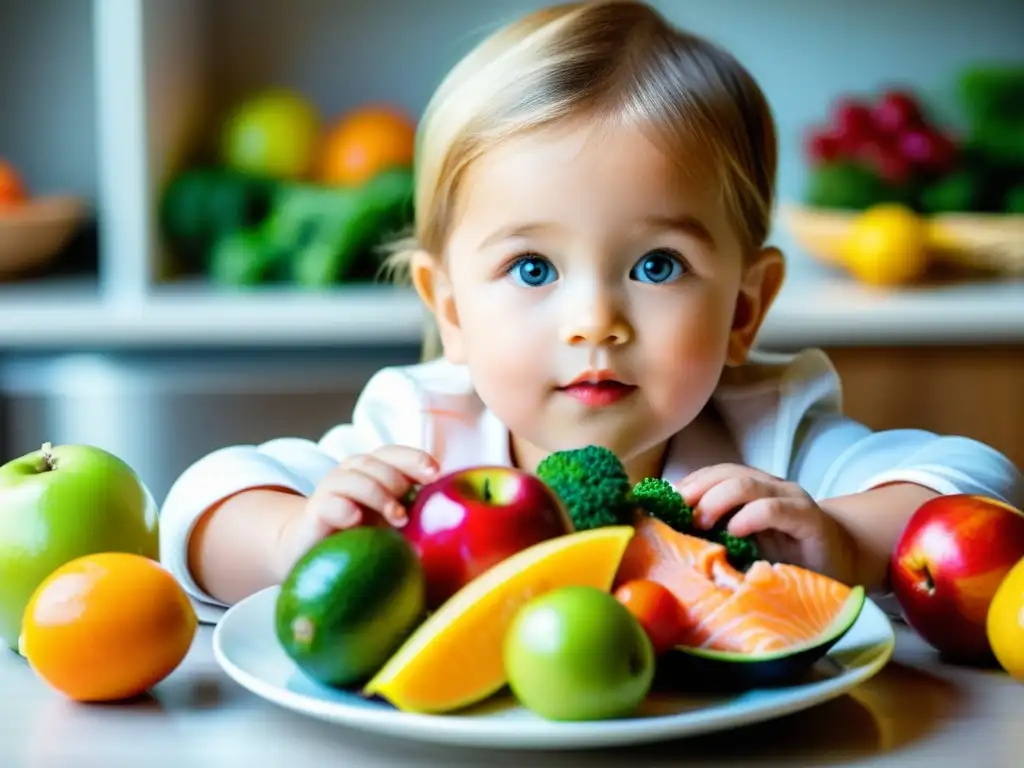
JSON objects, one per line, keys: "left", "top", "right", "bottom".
{"left": 922, "top": 564, "right": 936, "bottom": 594}
{"left": 40, "top": 441, "right": 55, "bottom": 472}
{"left": 482, "top": 477, "right": 492, "bottom": 503}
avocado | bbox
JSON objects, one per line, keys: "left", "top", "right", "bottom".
{"left": 275, "top": 526, "right": 427, "bottom": 688}
{"left": 655, "top": 586, "right": 866, "bottom": 693}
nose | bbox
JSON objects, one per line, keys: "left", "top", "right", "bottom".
{"left": 560, "top": 290, "right": 633, "bottom": 347}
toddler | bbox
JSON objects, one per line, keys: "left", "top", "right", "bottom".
{"left": 160, "top": 1, "right": 1022, "bottom": 622}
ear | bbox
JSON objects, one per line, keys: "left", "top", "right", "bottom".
{"left": 410, "top": 250, "right": 466, "bottom": 363}
{"left": 726, "top": 246, "right": 785, "bottom": 366}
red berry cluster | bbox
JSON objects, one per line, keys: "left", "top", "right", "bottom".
{"left": 805, "top": 90, "right": 958, "bottom": 185}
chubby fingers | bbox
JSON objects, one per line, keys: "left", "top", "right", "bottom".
{"left": 678, "top": 464, "right": 780, "bottom": 503}
{"left": 312, "top": 446, "right": 439, "bottom": 528}
{"left": 360, "top": 444, "right": 441, "bottom": 486}
{"left": 685, "top": 474, "right": 788, "bottom": 530}
{"left": 726, "top": 496, "right": 821, "bottom": 541}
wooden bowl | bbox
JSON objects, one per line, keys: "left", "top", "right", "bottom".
{"left": 779, "top": 202, "right": 1024, "bottom": 276}
{"left": 0, "top": 195, "right": 87, "bottom": 278}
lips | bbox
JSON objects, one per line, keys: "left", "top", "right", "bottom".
{"left": 559, "top": 370, "right": 636, "bottom": 407}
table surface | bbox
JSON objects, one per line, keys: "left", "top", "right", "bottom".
{"left": 1, "top": 618, "right": 1020, "bottom": 768}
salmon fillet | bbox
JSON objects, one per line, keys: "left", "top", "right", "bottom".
{"left": 615, "top": 513, "right": 853, "bottom": 654}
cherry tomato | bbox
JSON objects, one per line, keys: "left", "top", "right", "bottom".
{"left": 614, "top": 579, "right": 682, "bottom": 655}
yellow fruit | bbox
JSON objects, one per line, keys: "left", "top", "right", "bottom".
{"left": 363, "top": 526, "right": 635, "bottom": 713}
{"left": 987, "top": 556, "right": 1024, "bottom": 682}
{"left": 841, "top": 204, "right": 930, "bottom": 286}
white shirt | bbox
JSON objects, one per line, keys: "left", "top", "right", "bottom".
{"left": 159, "top": 348, "right": 1024, "bottom": 623}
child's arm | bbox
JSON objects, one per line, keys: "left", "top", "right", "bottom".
{"left": 796, "top": 423, "right": 1022, "bottom": 589}
{"left": 187, "top": 442, "right": 441, "bottom": 605}
{"left": 159, "top": 365, "right": 450, "bottom": 620}
{"left": 187, "top": 487, "right": 306, "bottom": 606}
{"left": 817, "top": 481, "right": 940, "bottom": 591}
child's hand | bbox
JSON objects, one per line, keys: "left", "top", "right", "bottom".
{"left": 276, "top": 445, "right": 439, "bottom": 576}
{"left": 678, "top": 464, "right": 857, "bottom": 583}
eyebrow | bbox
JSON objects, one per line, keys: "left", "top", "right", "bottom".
{"left": 476, "top": 214, "right": 716, "bottom": 251}
{"left": 478, "top": 222, "right": 555, "bottom": 250}
{"left": 644, "top": 214, "right": 716, "bottom": 249}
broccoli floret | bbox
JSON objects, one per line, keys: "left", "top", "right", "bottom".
{"left": 631, "top": 477, "right": 760, "bottom": 570}
{"left": 631, "top": 478, "right": 693, "bottom": 530}
{"left": 535, "top": 445, "right": 633, "bottom": 531}
{"left": 710, "top": 528, "right": 760, "bottom": 570}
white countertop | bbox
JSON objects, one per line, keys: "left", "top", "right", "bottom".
{"left": 0, "top": 255, "right": 1021, "bottom": 351}
{"left": 1, "top": 620, "right": 1022, "bottom": 767}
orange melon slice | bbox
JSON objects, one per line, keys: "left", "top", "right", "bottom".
{"left": 363, "top": 526, "right": 635, "bottom": 713}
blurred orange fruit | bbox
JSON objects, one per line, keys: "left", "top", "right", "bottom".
{"left": 0, "top": 158, "right": 27, "bottom": 207}
{"left": 21, "top": 552, "right": 197, "bottom": 702}
{"left": 321, "top": 105, "right": 416, "bottom": 186}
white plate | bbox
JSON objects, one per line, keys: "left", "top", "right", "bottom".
{"left": 212, "top": 586, "right": 895, "bottom": 750}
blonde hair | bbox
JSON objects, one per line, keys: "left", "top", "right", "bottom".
{"left": 380, "top": 0, "right": 778, "bottom": 361}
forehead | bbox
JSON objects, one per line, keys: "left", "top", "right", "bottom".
{"left": 451, "top": 117, "right": 728, "bottom": 240}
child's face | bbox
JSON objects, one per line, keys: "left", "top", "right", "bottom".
{"left": 416, "top": 118, "right": 782, "bottom": 468}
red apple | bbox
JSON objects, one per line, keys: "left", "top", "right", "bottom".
{"left": 891, "top": 494, "right": 1024, "bottom": 662}
{"left": 402, "top": 466, "right": 573, "bottom": 608}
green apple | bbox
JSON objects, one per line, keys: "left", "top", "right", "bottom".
{"left": 221, "top": 89, "right": 321, "bottom": 180}
{"left": 0, "top": 443, "right": 159, "bottom": 652}
{"left": 503, "top": 586, "right": 655, "bottom": 721}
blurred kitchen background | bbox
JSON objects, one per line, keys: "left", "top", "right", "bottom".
{"left": 0, "top": 0, "right": 1022, "bottom": 503}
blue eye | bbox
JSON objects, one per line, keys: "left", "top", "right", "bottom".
{"left": 507, "top": 255, "right": 557, "bottom": 287}
{"left": 630, "top": 249, "right": 685, "bottom": 284}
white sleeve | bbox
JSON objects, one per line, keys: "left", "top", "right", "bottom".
{"left": 158, "top": 366, "right": 433, "bottom": 621}
{"left": 789, "top": 412, "right": 1024, "bottom": 508}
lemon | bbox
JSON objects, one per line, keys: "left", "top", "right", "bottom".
{"left": 841, "top": 204, "right": 930, "bottom": 286}
{"left": 987, "top": 556, "right": 1024, "bottom": 682}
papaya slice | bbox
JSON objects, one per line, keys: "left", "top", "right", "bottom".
{"left": 363, "top": 526, "right": 635, "bottom": 714}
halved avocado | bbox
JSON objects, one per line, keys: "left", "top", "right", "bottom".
{"left": 655, "top": 585, "right": 866, "bottom": 693}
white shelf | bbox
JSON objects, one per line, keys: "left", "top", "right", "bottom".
{"left": 3, "top": 0, "right": 1024, "bottom": 352}
{"left": 1, "top": 271, "right": 1020, "bottom": 351}
{"left": 0, "top": 279, "right": 426, "bottom": 349}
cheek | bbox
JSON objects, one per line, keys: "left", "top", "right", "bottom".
{"left": 454, "top": 289, "right": 550, "bottom": 399}
{"left": 640, "top": 289, "right": 734, "bottom": 407}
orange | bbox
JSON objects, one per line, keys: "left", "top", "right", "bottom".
{"left": 21, "top": 552, "right": 197, "bottom": 702}
{"left": 320, "top": 105, "right": 416, "bottom": 186}
{"left": 0, "top": 158, "right": 27, "bottom": 207}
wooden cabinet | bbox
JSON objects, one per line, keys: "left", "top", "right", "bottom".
{"left": 806, "top": 345, "right": 1023, "bottom": 471}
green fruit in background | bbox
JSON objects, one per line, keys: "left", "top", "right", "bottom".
{"left": 160, "top": 167, "right": 278, "bottom": 269}
{"left": 222, "top": 89, "right": 321, "bottom": 180}
{"left": 0, "top": 443, "right": 160, "bottom": 652}
{"left": 208, "top": 228, "right": 283, "bottom": 287}
{"left": 805, "top": 161, "right": 909, "bottom": 210}
{"left": 504, "top": 585, "right": 655, "bottom": 721}
{"left": 919, "top": 170, "right": 984, "bottom": 214}
{"left": 1005, "top": 184, "right": 1024, "bottom": 215}
{"left": 275, "top": 526, "right": 427, "bottom": 688}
